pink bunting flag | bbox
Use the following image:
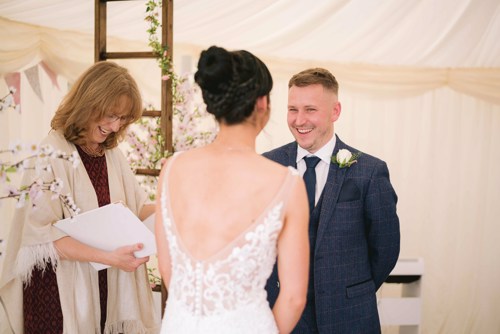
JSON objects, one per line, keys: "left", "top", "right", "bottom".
{"left": 40, "top": 61, "right": 60, "bottom": 90}
{"left": 4, "top": 72, "right": 21, "bottom": 112}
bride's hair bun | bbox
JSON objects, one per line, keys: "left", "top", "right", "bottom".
{"left": 194, "top": 46, "right": 233, "bottom": 95}
{"left": 195, "top": 45, "right": 273, "bottom": 125}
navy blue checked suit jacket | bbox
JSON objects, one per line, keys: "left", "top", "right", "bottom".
{"left": 264, "top": 135, "right": 400, "bottom": 334}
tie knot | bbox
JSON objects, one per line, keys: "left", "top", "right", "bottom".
{"left": 304, "top": 156, "right": 321, "bottom": 169}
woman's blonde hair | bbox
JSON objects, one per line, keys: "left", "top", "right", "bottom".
{"left": 51, "top": 61, "right": 142, "bottom": 149}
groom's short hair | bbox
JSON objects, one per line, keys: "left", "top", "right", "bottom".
{"left": 288, "top": 67, "right": 338, "bottom": 94}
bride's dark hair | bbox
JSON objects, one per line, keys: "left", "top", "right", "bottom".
{"left": 194, "top": 46, "right": 273, "bottom": 125}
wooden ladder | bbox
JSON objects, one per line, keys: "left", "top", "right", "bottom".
{"left": 94, "top": 0, "right": 172, "bottom": 314}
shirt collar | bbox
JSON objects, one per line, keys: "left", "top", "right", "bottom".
{"left": 296, "top": 134, "right": 337, "bottom": 164}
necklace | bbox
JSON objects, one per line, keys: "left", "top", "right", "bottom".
{"left": 224, "top": 146, "right": 254, "bottom": 152}
{"left": 212, "top": 143, "right": 255, "bottom": 153}
{"left": 80, "top": 144, "right": 105, "bottom": 157}
{"left": 212, "top": 140, "right": 255, "bottom": 153}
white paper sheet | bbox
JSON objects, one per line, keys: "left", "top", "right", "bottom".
{"left": 142, "top": 213, "right": 156, "bottom": 234}
{"left": 54, "top": 203, "right": 157, "bottom": 271}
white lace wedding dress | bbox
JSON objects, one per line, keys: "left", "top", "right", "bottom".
{"left": 159, "top": 156, "right": 298, "bottom": 333}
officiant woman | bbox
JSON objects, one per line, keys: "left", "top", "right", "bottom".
{"left": 0, "top": 61, "right": 160, "bottom": 333}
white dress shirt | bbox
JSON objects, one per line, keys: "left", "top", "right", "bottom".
{"left": 296, "top": 135, "right": 337, "bottom": 206}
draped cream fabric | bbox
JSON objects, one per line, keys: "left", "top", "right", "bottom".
{"left": 1, "top": 17, "right": 500, "bottom": 105}
{"left": 1, "top": 1, "right": 500, "bottom": 333}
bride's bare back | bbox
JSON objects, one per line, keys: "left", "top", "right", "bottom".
{"left": 165, "top": 146, "right": 290, "bottom": 261}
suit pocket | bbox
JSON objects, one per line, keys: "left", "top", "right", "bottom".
{"left": 338, "top": 178, "right": 361, "bottom": 202}
{"left": 336, "top": 199, "right": 363, "bottom": 209}
{"left": 346, "top": 279, "right": 375, "bottom": 299}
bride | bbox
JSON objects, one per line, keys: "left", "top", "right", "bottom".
{"left": 154, "top": 46, "right": 309, "bottom": 333}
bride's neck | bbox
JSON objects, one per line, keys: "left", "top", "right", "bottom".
{"left": 212, "top": 123, "right": 257, "bottom": 152}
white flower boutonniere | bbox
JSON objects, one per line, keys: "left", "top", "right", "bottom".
{"left": 332, "top": 149, "right": 361, "bottom": 168}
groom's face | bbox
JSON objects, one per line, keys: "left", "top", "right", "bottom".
{"left": 287, "top": 84, "right": 340, "bottom": 154}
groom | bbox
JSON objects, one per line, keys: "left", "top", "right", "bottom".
{"left": 264, "top": 68, "right": 400, "bottom": 333}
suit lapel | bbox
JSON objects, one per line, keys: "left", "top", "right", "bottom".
{"left": 273, "top": 142, "right": 298, "bottom": 167}
{"left": 315, "top": 135, "right": 348, "bottom": 253}
{"left": 287, "top": 143, "right": 298, "bottom": 168}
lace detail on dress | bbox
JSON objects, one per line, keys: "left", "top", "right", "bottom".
{"left": 161, "top": 199, "right": 283, "bottom": 317}
{"left": 159, "top": 155, "right": 298, "bottom": 333}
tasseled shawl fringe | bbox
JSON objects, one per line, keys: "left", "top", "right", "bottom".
{"left": 14, "top": 242, "right": 59, "bottom": 284}
{"left": 104, "top": 320, "right": 159, "bottom": 334}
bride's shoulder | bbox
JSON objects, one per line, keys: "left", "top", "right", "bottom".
{"left": 254, "top": 156, "right": 298, "bottom": 183}
{"left": 258, "top": 155, "right": 292, "bottom": 172}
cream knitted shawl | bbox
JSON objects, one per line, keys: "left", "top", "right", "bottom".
{"left": 0, "top": 130, "right": 160, "bottom": 333}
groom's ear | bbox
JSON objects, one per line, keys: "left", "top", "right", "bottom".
{"left": 331, "top": 101, "right": 341, "bottom": 122}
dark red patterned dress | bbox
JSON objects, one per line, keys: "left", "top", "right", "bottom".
{"left": 23, "top": 146, "right": 110, "bottom": 333}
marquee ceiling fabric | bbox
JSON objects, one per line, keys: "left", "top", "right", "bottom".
{"left": 2, "top": 3, "right": 500, "bottom": 334}
{"left": 1, "top": 0, "right": 500, "bottom": 68}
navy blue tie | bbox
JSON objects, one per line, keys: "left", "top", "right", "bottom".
{"left": 303, "top": 156, "right": 321, "bottom": 212}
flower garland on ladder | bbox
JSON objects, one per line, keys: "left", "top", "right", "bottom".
{"left": 145, "top": 0, "right": 175, "bottom": 82}
{"left": 124, "top": 1, "right": 218, "bottom": 201}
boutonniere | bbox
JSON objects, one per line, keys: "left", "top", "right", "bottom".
{"left": 331, "top": 149, "right": 361, "bottom": 168}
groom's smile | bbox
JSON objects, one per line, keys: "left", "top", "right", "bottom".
{"left": 287, "top": 84, "right": 340, "bottom": 153}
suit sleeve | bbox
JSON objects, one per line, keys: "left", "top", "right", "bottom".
{"left": 364, "top": 161, "right": 400, "bottom": 289}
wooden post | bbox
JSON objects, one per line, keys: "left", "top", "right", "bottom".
{"left": 161, "top": 0, "right": 174, "bottom": 154}
{"left": 94, "top": 0, "right": 106, "bottom": 62}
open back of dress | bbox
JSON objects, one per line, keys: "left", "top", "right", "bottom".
{"left": 159, "top": 153, "right": 299, "bottom": 333}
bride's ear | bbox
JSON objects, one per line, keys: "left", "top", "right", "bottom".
{"left": 255, "top": 96, "right": 269, "bottom": 114}
{"left": 254, "top": 96, "right": 270, "bottom": 129}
